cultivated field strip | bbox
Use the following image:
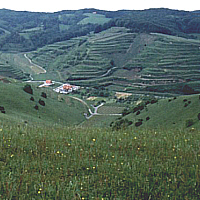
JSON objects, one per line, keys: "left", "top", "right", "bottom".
{"left": 0, "top": 62, "right": 27, "bottom": 80}
{"left": 120, "top": 34, "right": 200, "bottom": 93}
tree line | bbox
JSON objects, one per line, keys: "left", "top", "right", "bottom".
{"left": 0, "top": 8, "right": 200, "bottom": 52}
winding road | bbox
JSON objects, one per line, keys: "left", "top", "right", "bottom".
{"left": 24, "top": 54, "right": 122, "bottom": 120}
{"left": 70, "top": 96, "right": 122, "bottom": 119}
{"left": 24, "top": 54, "right": 47, "bottom": 74}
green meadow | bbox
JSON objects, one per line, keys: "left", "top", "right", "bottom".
{"left": 0, "top": 125, "right": 199, "bottom": 199}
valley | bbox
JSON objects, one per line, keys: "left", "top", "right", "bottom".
{"left": 0, "top": 8, "right": 200, "bottom": 199}
{"left": 0, "top": 25, "right": 200, "bottom": 129}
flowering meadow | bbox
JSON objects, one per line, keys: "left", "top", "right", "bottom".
{"left": 0, "top": 124, "right": 200, "bottom": 199}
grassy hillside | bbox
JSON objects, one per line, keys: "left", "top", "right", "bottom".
{"left": 111, "top": 94, "right": 200, "bottom": 130}
{"left": 0, "top": 125, "right": 199, "bottom": 199}
{"left": 0, "top": 80, "right": 87, "bottom": 126}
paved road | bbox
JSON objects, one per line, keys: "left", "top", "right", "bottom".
{"left": 69, "top": 97, "right": 122, "bottom": 119}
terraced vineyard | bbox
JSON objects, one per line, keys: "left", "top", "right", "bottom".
{"left": 124, "top": 34, "right": 200, "bottom": 92}
{"left": 0, "top": 56, "right": 28, "bottom": 80}
{"left": 28, "top": 28, "right": 200, "bottom": 96}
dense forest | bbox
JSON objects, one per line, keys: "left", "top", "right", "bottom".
{"left": 0, "top": 8, "right": 200, "bottom": 52}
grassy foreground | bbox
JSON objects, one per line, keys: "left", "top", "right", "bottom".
{"left": 0, "top": 124, "right": 200, "bottom": 199}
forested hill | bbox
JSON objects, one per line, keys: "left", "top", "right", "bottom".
{"left": 0, "top": 8, "right": 200, "bottom": 52}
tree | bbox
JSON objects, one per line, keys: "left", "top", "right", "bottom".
{"left": 39, "top": 99, "right": 45, "bottom": 106}
{"left": 23, "top": 84, "right": 33, "bottom": 95}
{"left": 41, "top": 92, "right": 47, "bottom": 98}
{"left": 198, "top": 113, "right": 200, "bottom": 120}
{"left": 185, "top": 119, "right": 194, "bottom": 127}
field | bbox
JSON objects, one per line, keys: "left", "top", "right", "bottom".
{"left": 78, "top": 13, "right": 111, "bottom": 25}
{"left": 0, "top": 124, "right": 199, "bottom": 199}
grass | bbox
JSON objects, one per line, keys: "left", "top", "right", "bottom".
{"left": 0, "top": 124, "right": 199, "bottom": 199}
{"left": 121, "top": 94, "right": 200, "bottom": 130}
{"left": 0, "top": 81, "right": 87, "bottom": 126}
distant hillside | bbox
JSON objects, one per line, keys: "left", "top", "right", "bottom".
{"left": 0, "top": 8, "right": 200, "bottom": 52}
{"left": 28, "top": 28, "right": 200, "bottom": 96}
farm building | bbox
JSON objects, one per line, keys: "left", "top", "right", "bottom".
{"left": 46, "top": 80, "right": 52, "bottom": 84}
{"left": 63, "top": 85, "right": 73, "bottom": 90}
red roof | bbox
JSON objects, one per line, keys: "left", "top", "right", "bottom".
{"left": 63, "top": 85, "right": 72, "bottom": 90}
{"left": 46, "top": 80, "right": 52, "bottom": 84}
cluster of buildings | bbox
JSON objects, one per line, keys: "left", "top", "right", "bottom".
{"left": 53, "top": 83, "right": 80, "bottom": 94}
{"left": 39, "top": 80, "right": 80, "bottom": 94}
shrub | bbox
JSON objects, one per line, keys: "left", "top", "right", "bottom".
{"left": 111, "top": 119, "right": 132, "bottom": 130}
{"left": 0, "top": 106, "right": 5, "bottom": 111}
{"left": 0, "top": 106, "right": 5, "bottom": 114}
{"left": 184, "top": 103, "right": 188, "bottom": 107}
{"left": 185, "top": 119, "right": 194, "bottom": 127}
{"left": 146, "top": 116, "right": 150, "bottom": 121}
{"left": 136, "top": 111, "right": 140, "bottom": 115}
{"left": 39, "top": 99, "right": 45, "bottom": 106}
{"left": 198, "top": 113, "right": 200, "bottom": 120}
{"left": 41, "top": 92, "right": 47, "bottom": 98}
{"left": 34, "top": 105, "right": 39, "bottom": 110}
{"left": 151, "top": 99, "right": 158, "bottom": 104}
{"left": 23, "top": 84, "right": 33, "bottom": 95}
{"left": 135, "top": 121, "right": 142, "bottom": 127}
{"left": 30, "top": 97, "right": 34, "bottom": 101}
{"left": 182, "top": 85, "right": 198, "bottom": 95}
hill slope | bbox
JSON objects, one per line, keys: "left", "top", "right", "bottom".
{"left": 0, "top": 80, "right": 87, "bottom": 126}
{"left": 0, "top": 8, "right": 200, "bottom": 52}
{"left": 111, "top": 94, "right": 200, "bottom": 130}
{"left": 28, "top": 28, "right": 200, "bottom": 96}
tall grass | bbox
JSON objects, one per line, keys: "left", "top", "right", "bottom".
{"left": 0, "top": 124, "right": 199, "bottom": 199}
